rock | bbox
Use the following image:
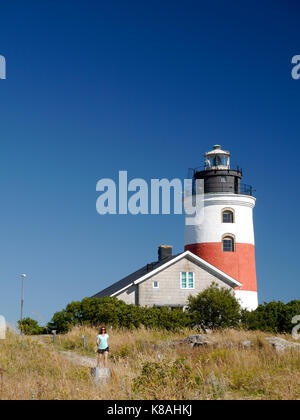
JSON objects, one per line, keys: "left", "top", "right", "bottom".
{"left": 265, "top": 337, "right": 300, "bottom": 353}
{"left": 183, "top": 335, "right": 213, "bottom": 348}
{"left": 183, "top": 335, "right": 206, "bottom": 344}
{"left": 240, "top": 340, "right": 252, "bottom": 348}
{"left": 90, "top": 367, "right": 111, "bottom": 384}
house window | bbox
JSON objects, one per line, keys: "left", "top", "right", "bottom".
{"left": 223, "top": 236, "right": 235, "bottom": 252}
{"left": 153, "top": 281, "right": 159, "bottom": 288}
{"left": 181, "top": 272, "right": 194, "bottom": 289}
{"left": 222, "top": 208, "right": 234, "bottom": 223}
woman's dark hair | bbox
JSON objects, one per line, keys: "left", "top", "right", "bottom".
{"left": 99, "top": 326, "right": 106, "bottom": 334}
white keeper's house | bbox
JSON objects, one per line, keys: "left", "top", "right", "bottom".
{"left": 93, "top": 145, "right": 258, "bottom": 311}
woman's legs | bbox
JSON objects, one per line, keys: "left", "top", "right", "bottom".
{"left": 97, "top": 352, "right": 102, "bottom": 368}
{"left": 104, "top": 350, "right": 108, "bottom": 368}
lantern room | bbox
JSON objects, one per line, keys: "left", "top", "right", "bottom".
{"left": 204, "top": 145, "right": 231, "bottom": 170}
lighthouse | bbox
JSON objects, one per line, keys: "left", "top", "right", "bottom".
{"left": 184, "top": 145, "right": 258, "bottom": 310}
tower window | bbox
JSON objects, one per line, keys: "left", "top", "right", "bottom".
{"left": 223, "top": 211, "right": 233, "bottom": 223}
{"left": 223, "top": 236, "right": 235, "bottom": 252}
{"left": 222, "top": 208, "right": 234, "bottom": 223}
{"left": 153, "top": 281, "right": 159, "bottom": 288}
{"left": 221, "top": 176, "right": 227, "bottom": 183}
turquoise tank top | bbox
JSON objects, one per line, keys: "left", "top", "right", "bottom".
{"left": 97, "top": 334, "right": 109, "bottom": 349}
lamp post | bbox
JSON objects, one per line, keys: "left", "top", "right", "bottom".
{"left": 20, "top": 274, "right": 27, "bottom": 322}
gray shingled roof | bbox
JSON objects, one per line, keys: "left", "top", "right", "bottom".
{"left": 92, "top": 253, "right": 181, "bottom": 299}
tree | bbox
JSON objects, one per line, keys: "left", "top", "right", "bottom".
{"left": 48, "top": 296, "right": 192, "bottom": 333}
{"left": 18, "top": 318, "right": 46, "bottom": 335}
{"left": 49, "top": 310, "right": 74, "bottom": 334}
{"left": 242, "top": 300, "right": 300, "bottom": 333}
{"left": 187, "top": 283, "right": 242, "bottom": 330}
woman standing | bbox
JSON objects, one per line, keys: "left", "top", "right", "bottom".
{"left": 96, "top": 326, "right": 109, "bottom": 368}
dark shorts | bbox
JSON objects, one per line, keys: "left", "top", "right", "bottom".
{"left": 97, "top": 347, "right": 109, "bottom": 354}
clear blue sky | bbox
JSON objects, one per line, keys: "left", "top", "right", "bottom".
{"left": 0, "top": 0, "right": 299, "bottom": 325}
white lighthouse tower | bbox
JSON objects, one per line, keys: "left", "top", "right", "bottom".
{"left": 184, "top": 145, "right": 258, "bottom": 310}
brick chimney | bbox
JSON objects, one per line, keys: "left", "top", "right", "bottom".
{"left": 158, "top": 245, "right": 172, "bottom": 261}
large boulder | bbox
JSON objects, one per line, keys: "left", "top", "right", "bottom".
{"left": 183, "top": 335, "right": 205, "bottom": 344}
{"left": 183, "top": 335, "right": 213, "bottom": 347}
{"left": 265, "top": 337, "right": 300, "bottom": 353}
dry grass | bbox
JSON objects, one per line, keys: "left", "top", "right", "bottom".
{"left": 0, "top": 327, "right": 300, "bottom": 400}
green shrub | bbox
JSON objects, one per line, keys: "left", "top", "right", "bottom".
{"left": 132, "top": 359, "right": 194, "bottom": 399}
{"left": 49, "top": 309, "right": 75, "bottom": 334}
{"left": 139, "top": 306, "right": 190, "bottom": 331}
{"left": 186, "top": 283, "right": 242, "bottom": 330}
{"left": 18, "top": 318, "right": 46, "bottom": 335}
{"left": 48, "top": 296, "right": 192, "bottom": 333}
{"left": 48, "top": 289, "right": 300, "bottom": 335}
{"left": 242, "top": 300, "right": 300, "bottom": 333}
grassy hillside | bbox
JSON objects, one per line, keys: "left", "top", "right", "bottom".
{"left": 0, "top": 327, "right": 300, "bottom": 400}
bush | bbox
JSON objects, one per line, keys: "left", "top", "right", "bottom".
{"left": 48, "top": 290, "right": 300, "bottom": 335}
{"left": 132, "top": 359, "right": 194, "bottom": 399}
{"left": 49, "top": 297, "right": 124, "bottom": 333}
{"left": 186, "top": 283, "right": 242, "bottom": 330}
{"left": 49, "top": 310, "right": 74, "bottom": 334}
{"left": 18, "top": 318, "right": 46, "bottom": 335}
{"left": 140, "top": 307, "right": 191, "bottom": 330}
{"left": 48, "top": 296, "right": 192, "bottom": 333}
{"left": 242, "top": 300, "right": 300, "bottom": 333}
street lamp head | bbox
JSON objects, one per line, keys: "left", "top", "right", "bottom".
{"left": 21, "top": 274, "right": 27, "bottom": 279}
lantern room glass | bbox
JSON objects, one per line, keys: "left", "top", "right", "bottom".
{"left": 205, "top": 155, "right": 230, "bottom": 169}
